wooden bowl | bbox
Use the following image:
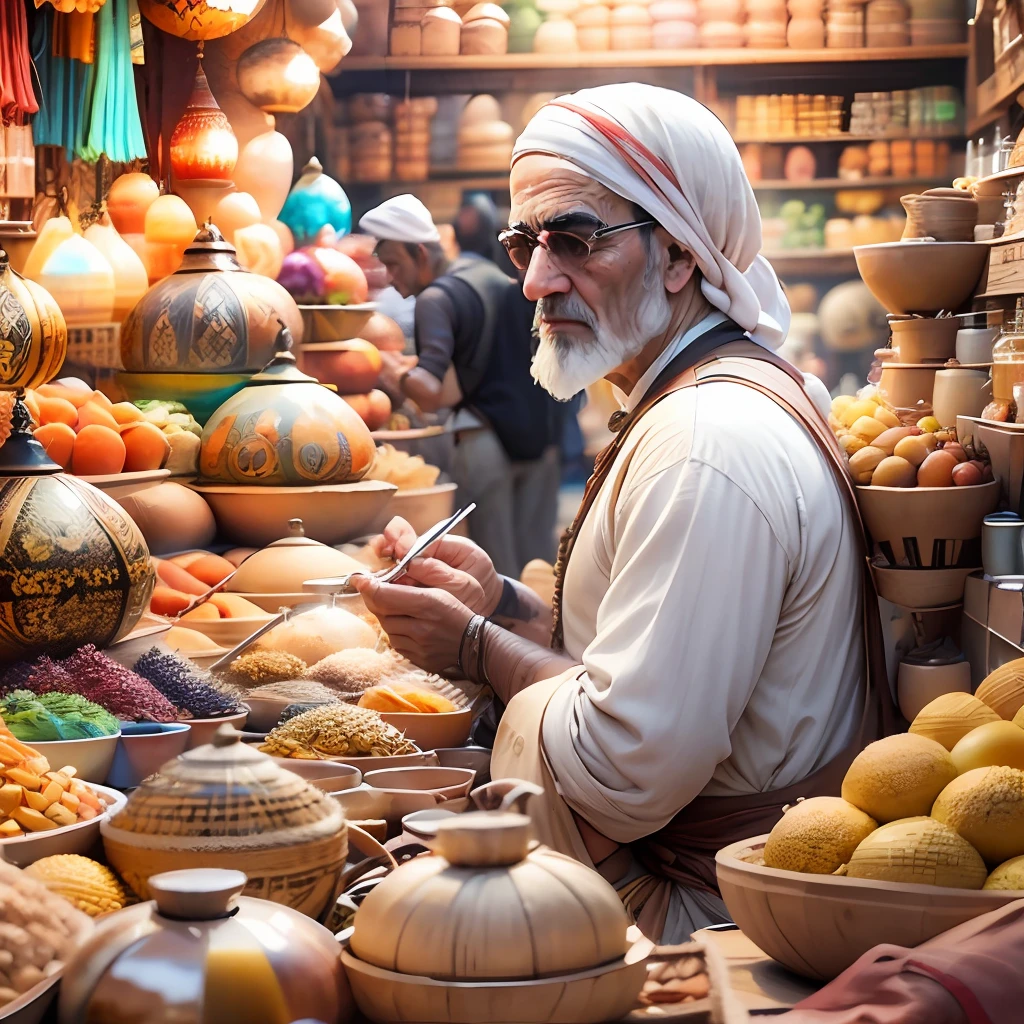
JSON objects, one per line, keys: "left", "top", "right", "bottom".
{"left": 853, "top": 241, "right": 988, "bottom": 315}
{"left": 28, "top": 733, "right": 120, "bottom": 784}
{"left": 305, "top": 765, "right": 363, "bottom": 794}
{"left": 1, "top": 784, "right": 126, "bottom": 868}
{"left": 189, "top": 480, "right": 398, "bottom": 547}
{"left": 716, "top": 834, "right": 1024, "bottom": 981}
{"left": 368, "top": 483, "right": 457, "bottom": 536}
{"left": 869, "top": 564, "right": 978, "bottom": 608}
{"left": 379, "top": 709, "right": 473, "bottom": 750}
{"left": 363, "top": 766, "right": 476, "bottom": 801}
{"left": 180, "top": 709, "right": 249, "bottom": 749}
{"left": 298, "top": 303, "right": 376, "bottom": 343}
{"left": 339, "top": 938, "right": 650, "bottom": 1023}
{"left": 857, "top": 480, "right": 1000, "bottom": 567}
{"left": 265, "top": 750, "right": 439, "bottom": 776}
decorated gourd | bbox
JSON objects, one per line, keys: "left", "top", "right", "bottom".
{"left": 236, "top": 38, "right": 321, "bottom": 115}
{"left": 0, "top": 471, "right": 155, "bottom": 661}
{"left": 121, "top": 224, "right": 303, "bottom": 373}
{"left": 199, "top": 322, "right": 374, "bottom": 485}
{"left": 138, "top": 0, "right": 269, "bottom": 40}
{"left": 279, "top": 157, "right": 352, "bottom": 246}
{"left": 0, "top": 249, "right": 68, "bottom": 391}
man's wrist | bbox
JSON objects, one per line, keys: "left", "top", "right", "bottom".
{"left": 398, "top": 366, "right": 415, "bottom": 392}
{"left": 483, "top": 574, "right": 511, "bottom": 618}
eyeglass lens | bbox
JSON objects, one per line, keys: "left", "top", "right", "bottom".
{"left": 504, "top": 231, "right": 591, "bottom": 271}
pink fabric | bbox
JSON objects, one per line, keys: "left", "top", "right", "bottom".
{"left": 784, "top": 900, "right": 1024, "bottom": 1024}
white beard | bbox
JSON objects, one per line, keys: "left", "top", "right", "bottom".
{"left": 531, "top": 281, "right": 674, "bottom": 402}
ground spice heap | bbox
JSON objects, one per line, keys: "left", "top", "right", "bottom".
{"left": 57, "top": 646, "right": 178, "bottom": 722}
{"left": 302, "top": 648, "right": 394, "bottom": 694}
{"left": 248, "top": 680, "right": 344, "bottom": 703}
{"left": 221, "top": 650, "right": 307, "bottom": 688}
{"left": 260, "top": 703, "right": 417, "bottom": 759}
{"left": 133, "top": 649, "right": 245, "bottom": 719}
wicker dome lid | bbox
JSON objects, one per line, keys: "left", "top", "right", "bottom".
{"left": 349, "top": 809, "right": 631, "bottom": 981}
{"left": 101, "top": 725, "right": 346, "bottom": 853}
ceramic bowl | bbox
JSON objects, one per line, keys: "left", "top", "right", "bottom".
{"left": 932, "top": 368, "right": 992, "bottom": 426}
{"left": 245, "top": 695, "right": 339, "bottom": 733}
{"left": 114, "top": 371, "right": 250, "bottom": 426}
{"left": 378, "top": 709, "right": 474, "bottom": 751}
{"left": 180, "top": 709, "right": 249, "bottom": 749}
{"left": 28, "top": 733, "right": 120, "bottom": 784}
{"left": 368, "top": 483, "right": 457, "bottom": 536}
{"left": 189, "top": 480, "right": 397, "bottom": 547}
{"left": 303, "top": 764, "right": 363, "bottom": 794}
{"left": 269, "top": 757, "right": 364, "bottom": 788}
{"left": 339, "top": 937, "right": 651, "bottom": 1024}
{"left": 716, "top": 834, "right": 1024, "bottom": 981}
{"left": 298, "top": 303, "right": 376, "bottom": 343}
{"left": 0, "top": 783, "right": 126, "bottom": 868}
{"left": 870, "top": 564, "right": 978, "bottom": 608}
{"left": 853, "top": 241, "right": 988, "bottom": 316}
{"left": 363, "top": 766, "right": 476, "bottom": 802}
{"left": 400, "top": 807, "right": 460, "bottom": 843}
{"left": 173, "top": 613, "right": 275, "bottom": 649}
{"left": 265, "top": 750, "right": 439, "bottom": 777}
{"left": 857, "top": 480, "right": 1000, "bottom": 567}
{"left": 897, "top": 659, "right": 972, "bottom": 720}
{"left": 434, "top": 746, "right": 492, "bottom": 785}
{"left": 331, "top": 784, "right": 470, "bottom": 832}
{"left": 889, "top": 316, "right": 958, "bottom": 363}
{"left": 107, "top": 722, "right": 192, "bottom": 789}
{"left": 102, "top": 620, "right": 173, "bottom": 670}
{"left": 80, "top": 469, "right": 171, "bottom": 502}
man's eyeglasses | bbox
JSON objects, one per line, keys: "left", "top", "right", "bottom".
{"left": 498, "top": 219, "right": 656, "bottom": 272}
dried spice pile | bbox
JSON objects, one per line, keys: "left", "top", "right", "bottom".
{"left": 260, "top": 704, "right": 417, "bottom": 759}
{"left": 0, "top": 646, "right": 177, "bottom": 723}
{"left": 248, "top": 680, "right": 343, "bottom": 703}
{"left": 303, "top": 649, "right": 394, "bottom": 694}
{"left": 0, "top": 691, "right": 119, "bottom": 741}
{"left": 221, "top": 650, "right": 307, "bottom": 688}
{"left": 133, "top": 649, "right": 245, "bottom": 720}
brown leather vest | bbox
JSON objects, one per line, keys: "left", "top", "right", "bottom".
{"left": 550, "top": 327, "right": 901, "bottom": 897}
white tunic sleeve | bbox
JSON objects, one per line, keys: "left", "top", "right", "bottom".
{"left": 541, "top": 453, "right": 791, "bottom": 844}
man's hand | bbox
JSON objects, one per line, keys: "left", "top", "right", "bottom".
{"left": 378, "top": 351, "right": 418, "bottom": 394}
{"left": 351, "top": 575, "right": 474, "bottom": 674}
{"left": 371, "top": 517, "right": 502, "bottom": 615}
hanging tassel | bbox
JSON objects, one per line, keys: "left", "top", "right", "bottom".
{"left": 1, "top": 0, "right": 41, "bottom": 120}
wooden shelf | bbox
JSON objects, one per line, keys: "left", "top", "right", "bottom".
{"left": 972, "top": 35, "right": 1024, "bottom": 133}
{"left": 342, "top": 45, "right": 969, "bottom": 72}
{"left": 764, "top": 248, "right": 858, "bottom": 274}
{"left": 733, "top": 131, "right": 964, "bottom": 143}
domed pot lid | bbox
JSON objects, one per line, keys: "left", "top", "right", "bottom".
{"left": 349, "top": 783, "right": 632, "bottom": 981}
{"left": 228, "top": 519, "right": 366, "bottom": 593}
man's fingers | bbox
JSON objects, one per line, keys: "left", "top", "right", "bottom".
{"left": 400, "top": 558, "right": 452, "bottom": 587}
{"left": 352, "top": 576, "right": 442, "bottom": 614}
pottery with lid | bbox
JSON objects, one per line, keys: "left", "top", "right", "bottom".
{"left": 198, "top": 322, "right": 375, "bottom": 485}
{"left": 341, "top": 781, "right": 652, "bottom": 1023}
{"left": 58, "top": 867, "right": 353, "bottom": 1024}
{"left": 101, "top": 725, "right": 348, "bottom": 918}
{"left": 120, "top": 222, "right": 303, "bottom": 373}
{"left": 226, "top": 518, "right": 366, "bottom": 594}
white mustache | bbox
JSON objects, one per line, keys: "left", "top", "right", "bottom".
{"left": 537, "top": 294, "right": 599, "bottom": 333}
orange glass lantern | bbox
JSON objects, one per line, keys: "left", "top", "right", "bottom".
{"left": 170, "top": 63, "right": 238, "bottom": 183}
{"left": 138, "top": 0, "right": 268, "bottom": 41}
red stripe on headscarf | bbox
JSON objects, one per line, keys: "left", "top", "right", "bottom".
{"left": 904, "top": 960, "right": 994, "bottom": 1024}
{"left": 549, "top": 99, "right": 681, "bottom": 204}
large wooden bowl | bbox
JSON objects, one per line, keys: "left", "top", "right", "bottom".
{"left": 379, "top": 708, "right": 474, "bottom": 750}
{"left": 339, "top": 938, "right": 650, "bottom": 1024}
{"left": 869, "top": 564, "right": 978, "bottom": 608}
{"left": 857, "top": 481, "right": 999, "bottom": 567}
{"left": 716, "top": 835, "right": 1024, "bottom": 981}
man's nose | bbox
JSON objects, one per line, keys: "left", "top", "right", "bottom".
{"left": 522, "top": 246, "right": 571, "bottom": 302}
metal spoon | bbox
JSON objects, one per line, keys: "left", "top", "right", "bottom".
{"left": 302, "top": 503, "right": 477, "bottom": 595}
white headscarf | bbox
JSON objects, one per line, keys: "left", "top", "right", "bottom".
{"left": 512, "top": 83, "right": 791, "bottom": 351}
{"left": 359, "top": 194, "right": 441, "bottom": 244}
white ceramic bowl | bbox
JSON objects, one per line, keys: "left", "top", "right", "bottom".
{"left": 28, "top": 733, "right": 120, "bottom": 784}
{"left": 0, "top": 783, "right": 126, "bottom": 868}
{"left": 179, "top": 709, "right": 249, "bottom": 749}
{"left": 107, "top": 723, "right": 192, "bottom": 789}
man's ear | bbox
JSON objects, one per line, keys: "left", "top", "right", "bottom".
{"left": 655, "top": 227, "right": 696, "bottom": 294}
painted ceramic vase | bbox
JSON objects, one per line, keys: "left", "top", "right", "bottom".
{"left": 120, "top": 224, "right": 303, "bottom": 374}
{"left": 0, "top": 248, "right": 68, "bottom": 390}
{"left": 0, "top": 473, "right": 155, "bottom": 661}
{"left": 199, "top": 323, "right": 375, "bottom": 485}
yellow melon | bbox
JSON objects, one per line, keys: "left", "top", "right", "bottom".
{"left": 909, "top": 692, "right": 1002, "bottom": 750}
{"left": 931, "top": 766, "right": 1024, "bottom": 863}
{"left": 762, "top": 796, "right": 877, "bottom": 875}
{"left": 951, "top": 720, "right": 1024, "bottom": 773}
{"left": 983, "top": 854, "right": 1024, "bottom": 891}
{"left": 844, "top": 817, "right": 987, "bottom": 889}
{"left": 976, "top": 659, "right": 1024, "bottom": 719}
{"left": 841, "top": 733, "right": 958, "bottom": 823}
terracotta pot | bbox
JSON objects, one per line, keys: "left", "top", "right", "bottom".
{"left": 298, "top": 339, "right": 382, "bottom": 394}
{"left": 889, "top": 316, "right": 958, "bottom": 363}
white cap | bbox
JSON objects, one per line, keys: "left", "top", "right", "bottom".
{"left": 358, "top": 194, "right": 441, "bottom": 244}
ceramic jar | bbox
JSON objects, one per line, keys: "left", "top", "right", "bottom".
{"left": 58, "top": 867, "right": 352, "bottom": 1023}
{"left": 100, "top": 727, "right": 348, "bottom": 918}
{"left": 120, "top": 224, "right": 303, "bottom": 373}
{"left": 0, "top": 248, "right": 67, "bottom": 390}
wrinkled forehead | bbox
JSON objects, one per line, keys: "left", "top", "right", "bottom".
{"left": 509, "top": 154, "right": 635, "bottom": 230}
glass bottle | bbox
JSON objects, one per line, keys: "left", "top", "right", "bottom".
{"left": 991, "top": 298, "right": 1024, "bottom": 403}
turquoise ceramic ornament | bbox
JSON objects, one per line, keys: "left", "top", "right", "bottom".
{"left": 279, "top": 158, "right": 352, "bottom": 247}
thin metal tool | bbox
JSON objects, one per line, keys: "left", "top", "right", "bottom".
{"left": 302, "top": 503, "right": 477, "bottom": 595}
{"left": 207, "top": 609, "right": 288, "bottom": 674}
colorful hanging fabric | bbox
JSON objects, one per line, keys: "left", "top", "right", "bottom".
{"left": 81, "top": 0, "right": 146, "bottom": 162}
{"left": 1, "top": 0, "right": 40, "bottom": 121}
{"left": 31, "top": 9, "right": 93, "bottom": 156}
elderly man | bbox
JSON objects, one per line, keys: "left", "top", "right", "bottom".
{"left": 352, "top": 84, "right": 895, "bottom": 942}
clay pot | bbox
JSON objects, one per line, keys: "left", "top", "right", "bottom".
{"left": 237, "top": 38, "right": 321, "bottom": 115}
